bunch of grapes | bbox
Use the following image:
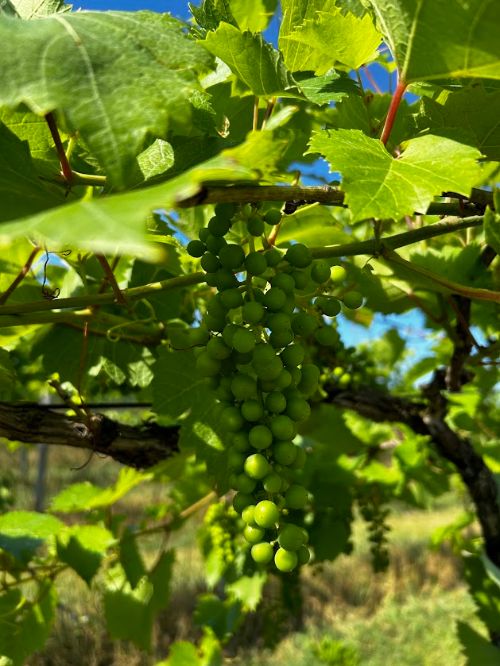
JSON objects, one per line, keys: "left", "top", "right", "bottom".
{"left": 201, "top": 501, "right": 239, "bottom": 570}
{"left": 187, "top": 202, "right": 363, "bottom": 572}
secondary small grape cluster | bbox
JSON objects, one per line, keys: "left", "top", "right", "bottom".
{"left": 187, "top": 202, "right": 362, "bottom": 572}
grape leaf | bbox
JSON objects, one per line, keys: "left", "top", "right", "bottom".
{"left": 203, "top": 22, "right": 298, "bottom": 97}
{"left": 308, "top": 129, "right": 481, "bottom": 221}
{"left": 281, "top": 6, "right": 382, "bottom": 73}
{"left": 279, "top": 0, "right": 326, "bottom": 73}
{"left": 0, "top": 130, "right": 288, "bottom": 257}
{"left": 229, "top": 0, "right": 277, "bottom": 31}
{"left": 104, "top": 580, "right": 154, "bottom": 651}
{"left": 10, "top": 0, "right": 69, "bottom": 18}
{"left": 0, "top": 122, "right": 64, "bottom": 222}
{"left": 0, "top": 511, "right": 63, "bottom": 564}
{"left": 295, "top": 71, "right": 359, "bottom": 106}
{"left": 0, "top": 12, "right": 213, "bottom": 188}
{"left": 418, "top": 87, "right": 500, "bottom": 161}
{"left": 57, "top": 525, "right": 114, "bottom": 585}
{"left": 457, "top": 622, "right": 500, "bottom": 666}
{"left": 366, "top": 0, "right": 500, "bottom": 82}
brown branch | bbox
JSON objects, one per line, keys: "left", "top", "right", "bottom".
{"left": 0, "top": 403, "right": 179, "bottom": 468}
{"left": 95, "top": 254, "right": 127, "bottom": 305}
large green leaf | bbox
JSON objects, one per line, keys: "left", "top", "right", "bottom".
{"left": 0, "top": 511, "right": 63, "bottom": 564}
{"left": 0, "top": 12, "right": 213, "bottom": 188}
{"left": 203, "top": 22, "right": 298, "bottom": 97}
{"left": 281, "top": 5, "right": 382, "bottom": 73}
{"left": 9, "top": 0, "right": 68, "bottom": 17}
{"left": 0, "top": 122, "right": 64, "bottom": 221}
{"left": 229, "top": 0, "right": 277, "bottom": 31}
{"left": 57, "top": 524, "right": 114, "bottom": 585}
{"left": 457, "top": 622, "right": 500, "bottom": 666}
{"left": 0, "top": 130, "right": 287, "bottom": 257}
{"left": 279, "top": 0, "right": 325, "bottom": 73}
{"left": 308, "top": 129, "right": 481, "bottom": 221}
{"left": 367, "top": 0, "right": 500, "bottom": 82}
{"left": 418, "top": 87, "right": 500, "bottom": 161}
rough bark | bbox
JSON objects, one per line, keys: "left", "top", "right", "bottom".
{"left": 0, "top": 403, "right": 179, "bottom": 468}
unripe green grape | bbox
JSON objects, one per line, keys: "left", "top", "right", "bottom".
{"left": 285, "top": 243, "right": 312, "bottom": 268}
{"left": 298, "top": 363, "right": 320, "bottom": 396}
{"left": 227, "top": 450, "right": 245, "bottom": 471}
{"left": 285, "top": 484, "right": 309, "bottom": 509}
{"left": 254, "top": 500, "right": 280, "bottom": 528}
{"left": 286, "top": 397, "right": 311, "bottom": 422}
{"left": 338, "top": 372, "right": 352, "bottom": 388}
{"left": 273, "top": 441, "right": 297, "bottom": 466}
{"left": 311, "top": 260, "right": 331, "bottom": 284}
{"left": 241, "top": 505, "right": 256, "bottom": 525}
{"left": 219, "top": 244, "right": 245, "bottom": 270}
{"left": 222, "top": 323, "right": 240, "bottom": 347}
{"left": 187, "top": 239, "right": 205, "bottom": 258}
{"left": 253, "top": 354, "right": 283, "bottom": 381}
{"left": 291, "top": 269, "right": 309, "bottom": 289}
{"left": 249, "top": 424, "right": 273, "bottom": 450}
{"left": 266, "top": 312, "right": 291, "bottom": 332}
{"left": 244, "top": 524, "right": 265, "bottom": 544}
{"left": 204, "top": 313, "right": 226, "bottom": 333}
{"left": 244, "top": 453, "right": 271, "bottom": 479}
{"left": 219, "top": 288, "right": 243, "bottom": 310}
{"left": 280, "top": 343, "right": 305, "bottom": 368}
{"left": 233, "top": 350, "right": 253, "bottom": 366}
{"left": 242, "top": 301, "right": 265, "bottom": 324}
{"left": 263, "top": 288, "right": 287, "bottom": 312}
{"left": 278, "top": 524, "right": 307, "bottom": 551}
{"left": 316, "top": 297, "right": 341, "bottom": 317}
{"left": 265, "top": 247, "right": 283, "bottom": 267}
{"left": 214, "top": 202, "right": 237, "bottom": 218}
{"left": 205, "top": 234, "right": 227, "bottom": 254}
{"left": 265, "top": 391, "right": 287, "bottom": 414}
{"left": 245, "top": 252, "right": 267, "bottom": 276}
{"left": 208, "top": 215, "right": 231, "bottom": 237}
{"left": 189, "top": 326, "right": 210, "bottom": 346}
{"left": 220, "top": 406, "right": 244, "bottom": 432}
{"left": 264, "top": 208, "right": 282, "bottom": 226}
{"left": 241, "top": 399, "right": 264, "bottom": 422}
{"left": 231, "top": 374, "right": 257, "bottom": 400}
{"left": 251, "top": 542, "right": 274, "bottom": 564}
{"left": 200, "top": 252, "right": 221, "bottom": 273}
{"left": 314, "top": 326, "right": 340, "bottom": 347}
{"left": 291, "top": 312, "right": 318, "bottom": 336}
{"left": 232, "top": 328, "right": 256, "bottom": 353}
{"left": 206, "top": 336, "right": 232, "bottom": 360}
{"left": 232, "top": 431, "right": 250, "bottom": 452}
{"left": 330, "top": 265, "right": 347, "bottom": 283}
{"left": 297, "top": 545, "right": 311, "bottom": 565}
{"left": 204, "top": 272, "right": 218, "bottom": 288}
{"left": 270, "top": 415, "right": 296, "bottom": 441}
{"left": 275, "top": 548, "right": 298, "bottom": 572}
{"left": 270, "top": 328, "right": 294, "bottom": 349}
{"left": 263, "top": 472, "right": 283, "bottom": 493}
{"left": 271, "top": 273, "right": 295, "bottom": 294}
{"left": 343, "top": 291, "right": 364, "bottom": 309}
{"left": 233, "top": 492, "right": 254, "bottom": 513}
{"left": 274, "top": 368, "right": 293, "bottom": 390}
{"left": 213, "top": 269, "right": 239, "bottom": 291}
{"left": 196, "top": 352, "right": 221, "bottom": 377}
{"left": 247, "top": 214, "right": 265, "bottom": 236}
{"left": 198, "top": 228, "right": 210, "bottom": 243}
{"left": 235, "top": 473, "right": 257, "bottom": 494}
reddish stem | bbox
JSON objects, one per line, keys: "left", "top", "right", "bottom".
{"left": 380, "top": 79, "right": 407, "bottom": 146}
{"left": 95, "top": 254, "right": 127, "bottom": 305}
{"left": 45, "top": 112, "right": 73, "bottom": 183}
{"left": 0, "top": 245, "right": 41, "bottom": 305}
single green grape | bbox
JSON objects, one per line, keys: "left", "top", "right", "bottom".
{"left": 270, "top": 415, "right": 296, "bottom": 441}
{"left": 208, "top": 215, "right": 231, "bottom": 237}
{"left": 242, "top": 301, "right": 265, "bottom": 324}
{"left": 231, "top": 373, "right": 257, "bottom": 400}
{"left": 219, "top": 244, "right": 245, "bottom": 270}
{"left": 278, "top": 524, "right": 307, "bottom": 551}
{"left": 330, "top": 265, "right": 347, "bottom": 283}
{"left": 264, "top": 208, "right": 282, "bottom": 226}
{"left": 206, "top": 336, "right": 232, "bottom": 360}
{"left": 244, "top": 524, "right": 265, "bottom": 544}
{"left": 245, "top": 252, "right": 268, "bottom": 276}
{"left": 235, "top": 473, "right": 257, "bottom": 494}
{"left": 265, "top": 391, "right": 287, "bottom": 413}
{"left": 291, "top": 312, "right": 318, "bottom": 336}
{"left": 264, "top": 247, "right": 283, "bottom": 267}
{"left": 244, "top": 453, "right": 271, "bottom": 479}
{"left": 273, "top": 441, "right": 298, "bottom": 466}
{"left": 254, "top": 500, "right": 280, "bottom": 528}
{"left": 232, "top": 327, "right": 256, "bottom": 354}
{"left": 249, "top": 424, "right": 273, "bottom": 450}
{"left": 200, "top": 252, "right": 221, "bottom": 273}
{"left": 314, "top": 326, "right": 340, "bottom": 347}
{"left": 285, "top": 397, "right": 311, "bottom": 422}
{"left": 247, "top": 215, "right": 265, "bottom": 236}
{"left": 311, "top": 260, "right": 331, "bottom": 284}
{"left": 220, "top": 406, "right": 244, "bottom": 432}
{"left": 285, "top": 484, "right": 309, "bottom": 509}
{"left": 263, "top": 472, "right": 283, "bottom": 493}
{"left": 232, "top": 492, "right": 254, "bottom": 513}
{"left": 263, "top": 288, "right": 287, "bottom": 312}
{"left": 196, "top": 352, "right": 221, "bottom": 377}
{"left": 241, "top": 504, "right": 256, "bottom": 525}
{"left": 251, "top": 542, "right": 274, "bottom": 564}
{"left": 271, "top": 273, "right": 295, "bottom": 294}
{"left": 285, "top": 243, "right": 312, "bottom": 268}
{"left": 241, "top": 399, "right": 264, "bottom": 422}
{"left": 343, "top": 291, "right": 364, "bottom": 309}
{"left": 275, "top": 547, "right": 298, "bottom": 572}
{"left": 187, "top": 239, "right": 205, "bottom": 258}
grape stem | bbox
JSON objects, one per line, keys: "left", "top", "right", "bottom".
{"left": 380, "top": 79, "right": 407, "bottom": 146}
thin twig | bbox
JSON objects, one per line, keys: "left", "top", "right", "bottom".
{"left": 45, "top": 112, "right": 73, "bottom": 183}
{"left": 0, "top": 245, "right": 41, "bottom": 305}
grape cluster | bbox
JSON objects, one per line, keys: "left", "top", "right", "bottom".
{"left": 201, "top": 501, "right": 239, "bottom": 570}
{"left": 358, "top": 492, "right": 390, "bottom": 572}
{"left": 187, "top": 203, "right": 362, "bottom": 572}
